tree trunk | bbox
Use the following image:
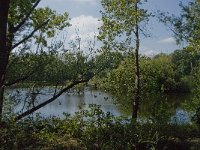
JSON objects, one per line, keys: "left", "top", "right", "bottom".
{"left": 0, "top": 0, "right": 10, "bottom": 119}
{"left": 132, "top": 1, "right": 140, "bottom": 121}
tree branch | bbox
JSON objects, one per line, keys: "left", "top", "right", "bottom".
{"left": 15, "top": 78, "right": 91, "bottom": 121}
{"left": 12, "top": 19, "right": 49, "bottom": 50}
{"left": 13, "top": 0, "right": 41, "bottom": 33}
{"left": 4, "top": 72, "right": 34, "bottom": 87}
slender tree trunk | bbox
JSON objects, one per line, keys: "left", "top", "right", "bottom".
{"left": 132, "top": 1, "right": 140, "bottom": 121}
{"left": 0, "top": 0, "right": 10, "bottom": 119}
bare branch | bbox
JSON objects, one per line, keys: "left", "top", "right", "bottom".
{"left": 13, "top": 0, "right": 41, "bottom": 33}
{"left": 15, "top": 78, "right": 92, "bottom": 121}
{"left": 12, "top": 19, "right": 49, "bottom": 50}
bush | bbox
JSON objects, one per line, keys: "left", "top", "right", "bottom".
{"left": 0, "top": 105, "right": 199, "bottom": 149}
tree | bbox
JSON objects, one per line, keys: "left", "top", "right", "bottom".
{"left": 98, "top": 0, "right": 149, "bottom": 120}
{"left": 100, "top": 54, "right": 135, "bottom": 107}
{"left": 159, "top": 1, "right": 200, "bottom": 51}
{"left": 159, "top": 0, "right": 200, "bottom": 123}
{"left": 0, "top": 0, "right": 10, "bottom": 120}
{"left": 172, "top": 48, "right": 200, "bottom": 76}
{"left": 0, "top": 0, "right": 95, "bottom": 121}
{"left": 141, "top": 54, "right": 177, "bottom": 92}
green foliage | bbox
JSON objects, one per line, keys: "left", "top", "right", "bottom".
{"left": 99, "top": 0, "right": 149, "bottom": 50}
{"left": 8, "top": 0, "right": 70, "bottom": 48}
{"left": 6, "top": 51, "right": 93, "bottom": 87}
{"left": 159, "top": 1, "right": 200, "bottom": 43}
{"left": 172, "top": 47, "right": 200, "bottom": 76}
{"left": 94, "top": 51, "right": 123, "bottom": 76}
{"left": 100, "top": 53, "right": 189, "bottom": 96}
{"left": 98, "top": 51, "right": 196, "bottom": 112}
{"left": 63, "top": 51, "right": 89, "bottom": 81}
{"left": 159, "top": 1, "right": 200, "bottom": 51}
{"left": 100, "top": 54, "right": 134, "bottom": 106}
{"left": 188, "top": 62, "right": 200, "bottom": 125}
{"left": 0, "top": 106, "right": 199, "bottom": 150}
{"left": 89, "top": 51, "right": 123, "bottom": 88}
{"left": 141, "top": 54, "right": 176, "bottom": 92}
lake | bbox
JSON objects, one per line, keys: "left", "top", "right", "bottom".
{"left": 6, "top": 87, "right": 194, "bottom": 124}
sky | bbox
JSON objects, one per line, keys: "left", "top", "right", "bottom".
{"left": 38, "top": 0, "right": 192, "bottom": 56}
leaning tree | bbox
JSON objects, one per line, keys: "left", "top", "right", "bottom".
{"left": 0, "top": 0, "right": 95, "bottom": 121}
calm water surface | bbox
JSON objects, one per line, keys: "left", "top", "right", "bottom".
{"left": 8, "top": 87, "right": 193, "bottom": 124}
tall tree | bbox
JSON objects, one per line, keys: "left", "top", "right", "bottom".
{"left": 99, "top": 0, "right": 149, "bottom": 120}
{"left": 0, "top": 0, "right": 10, "bottom": 119}
{"left": 0, "top": 0, "right": 90, "bottom": 121}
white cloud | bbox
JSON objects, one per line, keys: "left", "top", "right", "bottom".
{"left": 159, "top": 37, "right": 176, "bottom": 44}
{"left": 140, "top": 47, "right": 159, "bottom": 57}
{"left": 143, "top": 50, "right": 159, "bottom": 57}
{"left": 67, "top": 15, "right": 102, "bottom": 52}
{"left": 69, "top": 15, "right": 101, "bottom": 34}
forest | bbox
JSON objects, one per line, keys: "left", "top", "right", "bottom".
{"left": 0, "top": 0, "right": 200, "bottom": 149}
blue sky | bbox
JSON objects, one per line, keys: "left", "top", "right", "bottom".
{"left": 39, "top": 0, "right": 192, "bottom": 56}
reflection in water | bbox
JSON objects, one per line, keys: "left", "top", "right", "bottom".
{"left": 11, "top": 87, "right": 123, "bottom": 118}
{"left": 9, "top": 87, "right": 193, "bottom": 124}
{"left": 171, "top": 108, "right": 192, "bottom": 124}
{"left": 139, "top": 93, "right": 193, "bottom": 124}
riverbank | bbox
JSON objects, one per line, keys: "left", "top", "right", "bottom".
{"left": 1, "top": 110, "right": 200, "bottom": 150}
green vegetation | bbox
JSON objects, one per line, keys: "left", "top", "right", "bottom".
{"left": 0, "top": 0, "right": 200, "bottom": 149}
{"left": 1, "top": 106, "right": 200, "bottom": 150}
{"left": 99, "top": 0, "right": 150, "bottom": 119}
{"left": 96, "top": 49, "right": 199, "bottom": 106}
